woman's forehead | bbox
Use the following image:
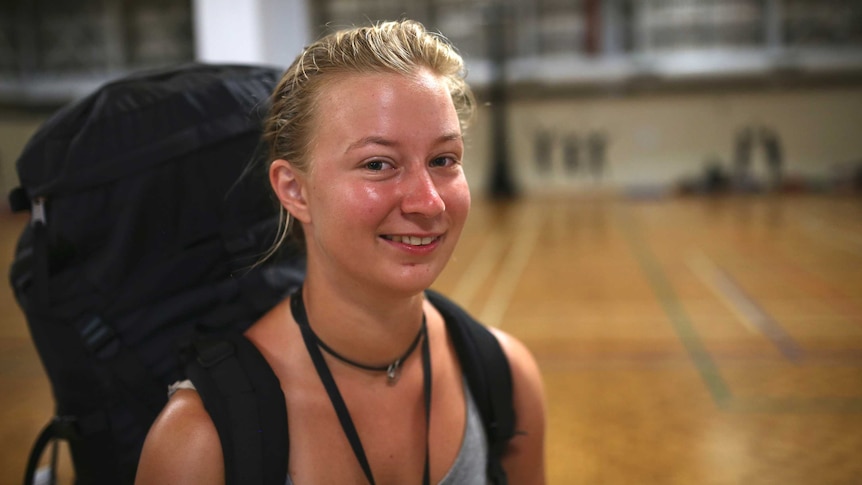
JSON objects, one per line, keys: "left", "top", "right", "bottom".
{"left": 318, "top": 68, "right": 448, "bottom": 104}
{"left": 312, "top": 69, "right": 459, "bottom": 136}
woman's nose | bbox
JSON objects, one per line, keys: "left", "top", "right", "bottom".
{"left": 401, "top": 168, "right": 445, "bottom": 217}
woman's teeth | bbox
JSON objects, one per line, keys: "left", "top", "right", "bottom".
{"left": 385, "top": 235, "right": 437, "bottom": 246}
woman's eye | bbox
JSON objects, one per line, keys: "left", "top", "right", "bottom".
{"left": 431, "top": 156, "right": 457, "bottom": 168}
{"left": 365, "top": 160, "right": 391, "bottom": 171}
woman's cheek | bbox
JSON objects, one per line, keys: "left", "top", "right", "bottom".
{"left": 449, "top": 177, "right": 471, "bottom": 219}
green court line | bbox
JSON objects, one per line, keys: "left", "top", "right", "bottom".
{"left": 617, "top": 208, "right": 733, "bottom": 408}
{"left": 616, "top": 207, "right": 862, "bottom": 414}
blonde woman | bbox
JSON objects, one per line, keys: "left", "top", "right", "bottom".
{"left": 137, "top": 20, "right": 545, "bottom": 485}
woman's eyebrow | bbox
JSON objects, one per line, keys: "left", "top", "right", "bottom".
{"left": 345, "top": 133, "right": 462, "bottom": 153}
{"left": 345, "top": 136, "right": 396, "bottom": 153}
{"left": 437, "top": 133, "right": 463, "bottom": 144}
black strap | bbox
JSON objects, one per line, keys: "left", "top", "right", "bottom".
{"left": 22, "top": 415, "right": 96, "bottom": 485}
{"left": 425, "top": 289, "right": 515, "bottom": 485}
{"left": 420, "top": 331, "right": 432, "bottom": 485}
{"left": 23, "top": 419, "right": 60, "bottom": 485}
{"left": 185, "top": 333, "right": 288, "bottom": 485}
{"left": 291, "top": 288, "right": 432, "bottom": 485}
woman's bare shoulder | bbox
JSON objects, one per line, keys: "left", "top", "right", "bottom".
{"left": 135, "top": 389, "right": 224, "bottom": 485}
{"left": 488, "top": 327, "right": 547, "bottom": 485}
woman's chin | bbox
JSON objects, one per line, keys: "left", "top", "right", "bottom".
{"left": 383, "top": 265, "right": 445, "bottom": 296}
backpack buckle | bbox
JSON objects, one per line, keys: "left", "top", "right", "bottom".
{"left": 31, "top": 197, "right": 47, "bottom": 226}
{"left": 79, "top": 316, "right": 119, "bottom": 358}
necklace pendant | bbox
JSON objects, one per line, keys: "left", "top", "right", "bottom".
{"left": 386, "top": 360, "right": 401, "bottom": 385}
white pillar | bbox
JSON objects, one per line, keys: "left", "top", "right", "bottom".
{"left": 192, "top": 0, "right": 311, "bottom": 68}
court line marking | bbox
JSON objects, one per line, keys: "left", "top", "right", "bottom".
{"left": 686, "top": 252, "right": 760, "bottom": 334}
{"left": 479, "top": 204, "right": 544, "bottom": 328}
{"left": 451, "top": 228, "right": 509, "bottom": 309}
{"left": 617, "top": 207, "right": 733, "bottom": 407}
{"left": 686, "top": 251, "right": 805, "bottom": 363}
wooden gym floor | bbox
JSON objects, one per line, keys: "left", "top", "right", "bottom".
{"left": 1, "top": 193, "right": 860, "bottom": 484}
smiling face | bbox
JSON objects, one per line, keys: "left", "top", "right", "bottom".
{"left": 271, "top": 68, "right": 471, "bottom": 297}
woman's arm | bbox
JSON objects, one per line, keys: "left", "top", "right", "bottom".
{"left": 491, "top": 328, "right": 547, "bottom": 485}
{"left": 135, "top": 389, "right": 225, "bottom": 485}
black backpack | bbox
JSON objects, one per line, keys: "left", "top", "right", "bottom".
{"left": 185, "top": 288, "right": 516, "bottom": 485}
{"left": 8, "top": 63, "right": 306, "bottom": 485}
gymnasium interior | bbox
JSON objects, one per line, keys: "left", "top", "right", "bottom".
{"left": 1, "top": 1, "right": 861, "bottom": 483}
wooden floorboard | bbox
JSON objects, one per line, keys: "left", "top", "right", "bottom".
{"left": 1, "top": 194, "right": 861, "bottom": 484}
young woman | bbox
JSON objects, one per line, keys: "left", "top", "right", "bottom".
{"left": 136, "top": 20, "right": 546, "bottom": 484}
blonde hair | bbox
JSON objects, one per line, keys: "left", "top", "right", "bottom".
{"left": 262, "top": 19, "right": 475, "bottom": 255}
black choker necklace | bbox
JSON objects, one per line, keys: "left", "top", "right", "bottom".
{"left": 293, "top": 290, "right": 427, "bottom": 384}
{"left": 314, "top": 316, "right": 426, "bottom": 383}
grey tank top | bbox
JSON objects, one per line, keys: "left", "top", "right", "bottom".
{"left": 168, "top": 379, "right": 489, "bottom": 484}
{"left": 285, "top": 379, "right": 489, "bottom": 484}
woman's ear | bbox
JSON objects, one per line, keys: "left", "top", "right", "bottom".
{"left": 270, "top": 159, "right": 311, "bottom": 223}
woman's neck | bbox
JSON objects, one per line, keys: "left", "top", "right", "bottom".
{"left": 299, "top": 274, "right": 427, "bottom": 367}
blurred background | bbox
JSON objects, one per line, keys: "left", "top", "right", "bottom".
{"left": 1, "top": 1, "right": 861, "bottom": 484}
{"left": 2, "top": 0, "right": 862, "bottom": 197}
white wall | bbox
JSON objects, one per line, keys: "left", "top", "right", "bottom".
{"left": 463, "top": 86, "right": 862, "bottom": 196}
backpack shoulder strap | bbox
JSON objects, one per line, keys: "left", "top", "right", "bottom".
{"left": 424, "top": 289, "right": 516, "bottom": 485}
{"left": 184, "top": 332, "right": 288, "bottom": 485}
